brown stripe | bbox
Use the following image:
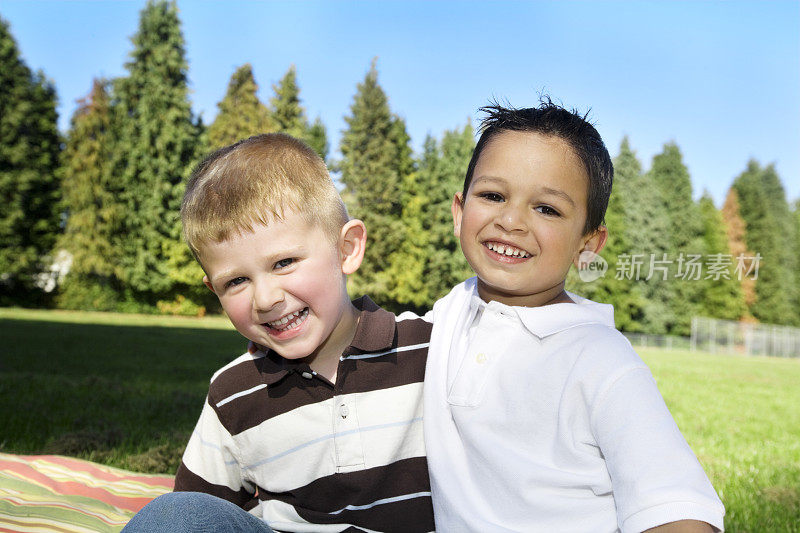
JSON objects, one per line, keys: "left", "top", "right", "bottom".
{"left": 173, "top": 462, "right": 255, "bottom": 508}
{"left": 210, "top": 320, "right": 430, "bottom": 436}
{"left": 260, "top": 457, "right": 434, "bottom": 532}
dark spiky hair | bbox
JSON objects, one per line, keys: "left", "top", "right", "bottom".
{"left": 463, "top": 98, "right": 613, "bottom": 234}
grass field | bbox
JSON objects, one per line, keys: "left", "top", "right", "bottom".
{"left": 1, "top": 308, "right": 798, "bottom": 531}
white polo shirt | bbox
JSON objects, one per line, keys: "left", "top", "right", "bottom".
{"left": 423, "top": 278, "right": 724, "bottom": 532}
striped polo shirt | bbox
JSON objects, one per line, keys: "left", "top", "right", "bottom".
{"left": 174, "top": 296, "right": 434, "bottom": 532}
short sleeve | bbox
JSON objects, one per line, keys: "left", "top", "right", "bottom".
{"left": 591, "top": 366, "right": 725, "bottom": 532}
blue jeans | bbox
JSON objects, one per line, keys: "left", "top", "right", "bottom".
{"left": 122, "top": 492, "right": 274, "bottom": 533}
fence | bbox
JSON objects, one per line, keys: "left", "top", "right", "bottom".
{"left": 622, "top": 318, "right": 800, "bottom": 358}
{"left": 690, "top": 316, "right": 800, "bottom": 358}
{"left": 624, "top": 333, "right": 692, "bottom": 351}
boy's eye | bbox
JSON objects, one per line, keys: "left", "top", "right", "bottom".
{"left": 274, "top": 258, "right": 294, "bottom": 269}
{"left": 535, "top": 205, "right": 561, "bottom": 217}
{"left": 225, "top": 277, "right": 247, "bottom": 288}
{"left": 478, "top": 192, "right": 504, "bottom": 202}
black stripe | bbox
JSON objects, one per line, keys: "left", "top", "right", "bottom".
{"left": 260, "top": 457, "right": 434, "bottom": 533}
{"left": 174, "top": 462, "right": 256, "bottom": 508}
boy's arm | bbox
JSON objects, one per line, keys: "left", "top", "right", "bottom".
{"left": 645, "top": 519, "right": 715, "bottom": 532}
{"left": 589, "top": 352, "right": 724, "bottom": 532}
{"left": 174, "top": 396, "right": 256, "bottom": 508}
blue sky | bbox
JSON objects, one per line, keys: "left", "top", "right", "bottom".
{"left": 2, "top": 0, "right": 798, "bottom": 205}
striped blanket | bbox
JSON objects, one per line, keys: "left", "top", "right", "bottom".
{"left": 0, "top": 453, "right": 173, "bottom": 532}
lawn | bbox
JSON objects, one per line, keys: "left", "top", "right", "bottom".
{"left": 1, "top": 308, "right": 798, "bottom": 531}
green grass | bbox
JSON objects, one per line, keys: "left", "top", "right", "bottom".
{"left": 0, "top": 307, "right": 242, "bottom": 473}
{"left": 2, "top": 308, "right": 798, "bottom": 531}
{"left": 640, "top": 348, "right": 800, "bottom": 532}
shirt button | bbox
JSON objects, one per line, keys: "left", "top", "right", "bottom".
{"left": 301, "top": 371, "right": 313, "bottom": 379}
{"left": 475, "top": 353, "right": 487, "bottom": 364}
{"left": 340, "top": 404, "right": 349, "bottom": 418}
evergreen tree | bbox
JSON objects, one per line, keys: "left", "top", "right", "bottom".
{"left": 616, "top": 140, "right": 673, "bottom": 334}
{"left": 424, "top": 124, "right": 474, "bottom": 300}
{"left": 648, "top": 142, "right": 703, "bottom": 335}
{"left": 269, "top": 66, "right": 328, "bottom": 161}
{"left": 384, "top": 124, "right": 474, "bottom": 312}
{"left": 383, "top": 170, "right": 431, "bottom": 311}
{"left": 339, "top": 60, "right": 413, "bottom": 308}
{"left": 306, "top": 116, "right": 329, "bottom": 162}
{"left": 56, "top": 80, "right": 122, "bottom": 309}
{"left": 0, "top": 17, "right": 62, "bottom": 305}
{"left": 732, "top": 160, "right": 797, "bottom": 325}
{"left": 270, "top": 65, "right": 307, "bottom": 139}
{"left": 207, "top": 64, "right": 273, "bottom": 150}
{"left": 568, "top": 137, "right": 647, "bottom": 332}
{"left": 109, "top": 0, "right": 202, "bottom": 306}
{"left": 721, "top": 188, "right": 756, "bottom": 314}
{"left": 697, "top": 193, "right": 746, "bottom": 320}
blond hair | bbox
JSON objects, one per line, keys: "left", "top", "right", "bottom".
{"left": 182, "top": 133, "right": 348, "bottom": 260}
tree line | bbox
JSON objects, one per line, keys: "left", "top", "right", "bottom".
{"left": 1, "top": 0, "right": 798, "bottom": 332}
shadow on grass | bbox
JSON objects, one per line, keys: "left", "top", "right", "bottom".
{"left": 1, "top": 317, "right": 245, "bottom": 473}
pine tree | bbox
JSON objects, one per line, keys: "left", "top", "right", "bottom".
{"left": 721, "top": 188, "right": 756, "bottom": 314}
{"left": 0, "top": 17, "right": 62, "bottom": 305}
{"left": 339, "top": 60, "right": 413, "bottom": 308}
{"left": 648, "top": 142, "right": 703, "bottom": 335}
{"left": 697, "top": 193, "right": 746, "bottom": 320}
{"left": 732, "top": 160, "right": 797, "bottom": 325}
{"left": 109, "top": 0, "right": 202, "bottom": 306}
{"left": 269, "top": 66, "right": 328, "bottom": 161}
{"left": 56, "top": 80, "right": 122, "bottom": 310}
{"left": 207, "top": 64, "right": 273, "bottom": 150}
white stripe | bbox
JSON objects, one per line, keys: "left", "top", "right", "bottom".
{"left": 210, "top": 350, "right": 266, "bottom": 384}
{"left": 215, "top": 384, "right": 268, "bottom": 408}
{"left": 342, "top": 342, "right": 429, "bottom": 361}
{"left": 182, "top": 402, "right": 245, "bottom": 489}
{"left": 235, "top": 383, "right": 426, "bottom": 490}
{"left": 246, "top": 417, "right": 422, "bottom": 469}
{"left": 328, "top": 491, "right": 431, "bottom": 514}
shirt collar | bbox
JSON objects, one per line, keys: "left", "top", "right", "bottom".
{"left": 466, "top": 277, "right": 615, "bottom": 338}
{"left": 251, "top": 295, "right": 394, "bottom": 385}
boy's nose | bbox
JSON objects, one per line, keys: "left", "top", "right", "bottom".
{"left": 495, "top": 203, "right": 527, "bottom": 233}
{"left": 253, "top": 280, "right": 284, "bottom": 312}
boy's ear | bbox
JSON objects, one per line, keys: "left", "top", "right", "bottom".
{"left": 451, "top": 192, "right": 464, "bottom": 238}
{"left": 202, "top": 275, "right": 216, "bottom": 294}
{"left": 339, "top": 219, "right": 367, "bottom": 275}
{"left": 573, "top": 226, "right": 608, "bottom": 268}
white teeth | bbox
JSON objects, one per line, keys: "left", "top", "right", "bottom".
{"left": 486, "top": 242, "right": 530, "bottom": 258}
{"left": 267, "top": 308, "right": 308, "bottom": 330}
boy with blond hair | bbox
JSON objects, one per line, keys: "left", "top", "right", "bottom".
{"left": 424, "top": 102, "right": 725, "bottom": 532}
{"left": 124, "top": 133, "right": 434, "bottom": 532}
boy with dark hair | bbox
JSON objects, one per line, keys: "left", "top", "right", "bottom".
{"left": 124, "top": 133, "right": 434, "bottom": 532}
{"left": 423, "top": 101, "right": 725, "bottom": 532}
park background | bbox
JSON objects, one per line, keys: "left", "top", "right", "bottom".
{"left": 1, "top": 0, "right": 798, "bottom": 531}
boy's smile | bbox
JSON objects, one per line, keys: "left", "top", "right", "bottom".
{"left": 453, "top": 130, "right": 606, "bottom": 307}
{"left": 199, "top": 210, "right": 362, "bottom": 375}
